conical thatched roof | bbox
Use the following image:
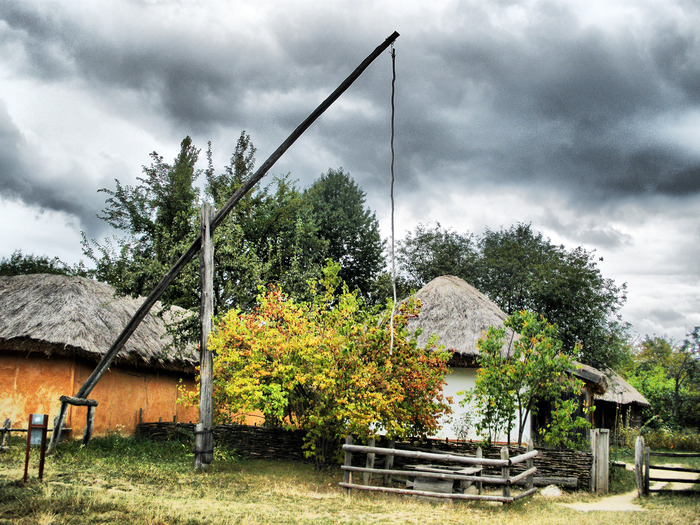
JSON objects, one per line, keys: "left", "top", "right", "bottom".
{"left": 407, "top": 275, "right": 516, "bottom": 365}
{"left": 0, "top": 274, "right": 197, "bottom": 373}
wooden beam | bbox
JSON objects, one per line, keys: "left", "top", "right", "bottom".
{"left": 48, "top": 31, "right": 400, "bottom": 446}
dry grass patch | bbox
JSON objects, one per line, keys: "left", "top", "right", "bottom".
{"left": 1, "top": 435, "right": 698, "bottom": 524}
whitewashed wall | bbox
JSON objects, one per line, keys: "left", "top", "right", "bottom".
{"left": 432, "top": 366, "right": 532, "bottom": 444}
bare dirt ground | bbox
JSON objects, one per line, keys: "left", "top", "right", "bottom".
{"left": 561, "top": 464, "right": 699, "bottom": 513}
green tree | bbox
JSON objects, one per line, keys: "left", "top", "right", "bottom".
{"left": 627, "top": 331, "right": 700, "bottom": 430}
{"left": 83, "top": 136, "right": 202, "bottom": 310}
{"left": 396, "top": 223, "right": 478, "bottom": 291}
{"left": 397, "top": 222, "right": 629, "bottom": 369}
{"left": 305, "top": 168, "right": 385, "bottom": 300}
{"left": 200, "top": 262, "right": 451, "bottom": 464}
{"left": 0, "top": 250, "right": 88, "bottom": 277}
{"left": 460, "top": 310, "right": 591, "bottom": 446}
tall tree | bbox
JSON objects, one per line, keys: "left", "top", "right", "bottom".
{"left": 305, "top": 168, "right": 385, "bottom": 299}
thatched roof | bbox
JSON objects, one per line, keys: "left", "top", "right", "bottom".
{"left": 0, "top": 274, "right": 197, "bottom": 373}
{"left": 595, "top": 369, "right": 650, "bottom": 407}
{"left": 407, "top": 275, "right": 516, "bottom": 366}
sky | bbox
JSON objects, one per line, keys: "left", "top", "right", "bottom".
{"left": 1, "top": 0, "right": 699, "bottom": 344}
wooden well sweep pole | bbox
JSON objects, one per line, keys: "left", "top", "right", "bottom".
{"left": 195, "top": 203, "right": 214, "bottom": 472}
{"left": 47, "top": 31, "right": 400, "bottom": 451}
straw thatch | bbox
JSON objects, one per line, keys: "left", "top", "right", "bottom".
{"left": 0, "top": 274, "right": 197, "bottom": 373}
{"left": 596, "top": 369, "right": 650, "bottom": 406}
{"left": 407, "top": 275, "right": 516, "bottom": 366}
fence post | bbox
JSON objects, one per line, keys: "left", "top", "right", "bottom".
{"left": 343, "top": 435, "right": 353, "bottom": 492}
{"left": 644, "top": 446, "right": 650, "bottom": 496}
{"left": 363, "top": 437, "right": 376, "bottom": 485}
{"left": 590, "top": 428, "right": 610, "bottom": 494}
{"left": 475, "top": 447, "right": 483, "bottom": 495}
{"left": 635, "top": 435, "right": 645, "bottom": 497}
{"left": 383, "top": 439, "right": 395, "bottom": 486}
{"left": 526, "top": 440, "right": 534, "bottom": 491}
{"left": 501, "top": 446, "right": 510, "bottom": 499}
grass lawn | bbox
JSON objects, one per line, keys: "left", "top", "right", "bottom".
{"left": 1, "top": 435, "right": 698, "bottom": 524}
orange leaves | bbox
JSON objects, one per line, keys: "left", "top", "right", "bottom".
{"left": 207, "top": 266, "right": 451, "bottom": 462}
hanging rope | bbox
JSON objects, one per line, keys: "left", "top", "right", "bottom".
{"left": 389, "top": 44, "right": 397, "bottom": 355}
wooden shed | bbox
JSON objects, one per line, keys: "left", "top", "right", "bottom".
{"left": 0, "top": 274, "right": 199, "bottom": 437}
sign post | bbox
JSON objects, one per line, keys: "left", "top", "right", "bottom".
{"left": 23, "top": 413, "right": 48, "bottom": 482}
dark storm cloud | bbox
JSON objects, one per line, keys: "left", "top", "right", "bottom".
{"left": 3, "top": 0, "right": 700, "bottom": 220}
{"left": 0, "top": 102, "right": 106, "bottom": 234}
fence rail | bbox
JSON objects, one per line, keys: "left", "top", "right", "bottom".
{"left": 340, "top": 435, "right": 538, "bottom": 504}
{"left": 635, "top": 436, "right": 700, "bottom": 496}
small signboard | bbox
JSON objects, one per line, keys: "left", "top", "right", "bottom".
{"left": 24, "top": 413, "right": 48, "bottom": 482}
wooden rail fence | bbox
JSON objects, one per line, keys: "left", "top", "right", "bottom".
{"left": 635, "top": 435, "right": 700, "bottom": 496}
{"left": 340, "top": 436, "right": 538, "bottom": 504}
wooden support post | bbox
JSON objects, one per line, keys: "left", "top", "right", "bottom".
{"left": 525, "top": 440, "right": 534, "bottom": 491}
{"left": 635, "top": 435, "right": 645, "bottom": 497}
{"left": 0, "top": 418, "right": 10, "bottom": 451}
{"left": 46, "top": 401, "right": 68, "bottom": 454}
{"left": 383, "top": 439, "right": 395, "bottom": 486}
{"left": 343, "top": 435, "right": 354, "bottom": 492}
{"left": 501, "top": 447, "right": 510, "bottom": 499}
{"left": 475, "top": 447, "right": 483, "bottom": 495}
{"left": 195, "top": 203, "right": 215, "bottom": 472}
{"left": 363, "top": 437, "right": 376, "bottom": 485}
{"left": 82, "top": 405, "right": 95, "bottom": 446}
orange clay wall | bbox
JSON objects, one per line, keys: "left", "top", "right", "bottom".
{"left": 0, "top": 353, "right": 198, "bottom": 437}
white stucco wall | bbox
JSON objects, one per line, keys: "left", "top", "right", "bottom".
{"left": 432, "top": 366, "right": 532, "bottom": 444}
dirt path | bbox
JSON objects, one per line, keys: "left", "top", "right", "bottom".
{"left": 560, "top": 464, "right": 699, "bottom": 513}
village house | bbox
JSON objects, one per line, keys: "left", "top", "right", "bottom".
{"left": 0, "top": 274, "right": 199, "bottom": 438}
{"left": 407, "top": 275, "right": 648, "bottom": 443}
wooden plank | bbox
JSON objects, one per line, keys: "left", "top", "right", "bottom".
{"left": 648, "top": 476, "right": 700, "bottom": 484}
{"left": 648, "top": 464, "right": 700, "bottom": 474}
{"left": 650, "top": 451, "right": 700, "bottom": 458}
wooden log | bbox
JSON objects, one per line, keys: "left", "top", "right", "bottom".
{"left": 338, "top": 482, "right": 516, "bottom": 503}
{"left": 510, "top": 448, "right": 538, "bottom": 465}
{"left": 196, "top": 203, "right": 214, "bottom": 471}
{"left": 501, "top": 447, "right": 510, "bottom": 499}
{"left": 59, "top": 395, "right": 98, "bottom": 407}
{"left": 82, "top": 405, "right": 95, "bottom": 446}
{"left": 512, "top": 487, "right": 539, "bottom": 501}
{"left": 341, "top": 444, "right": 507, "bottom": 467}
{"left": 475, "top": 447, "right": 483, "bottom": 494}
{"left": 509, "top": 467, "right": 537, "bottom": 485}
